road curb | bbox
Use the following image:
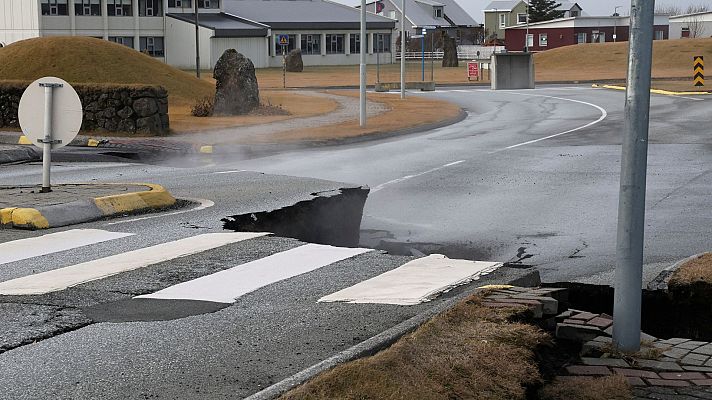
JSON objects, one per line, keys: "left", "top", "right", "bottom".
{"left": 0, "top": 183, "right": 176, "bottom": 230}
{"left": 647, "top": 252, "right": 712, "bottom": 291}
{"left": 592, "top": 83, "right": 712, "bottom": 96}
{"left": 0, "top": 132, "right": 107, "bottom": 147}
{"left": 244, "top": 268, "right": 540, "bottom": 400}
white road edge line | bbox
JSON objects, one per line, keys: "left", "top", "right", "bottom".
{"left": 104, "top": 197, "right": 215, "bottom": 226}
{"left": 483, "top": 91, "right": 608, "bottom": 152}
{"left": 0, "top": 229, "right": 134, "bottom": 266}
{"left": 371, "top": 160, "right": 466, "bottom": 193}
{"left": 0, "top": 232, "right": 269, "bottom": 295}
{"left": 136, "top": 244, "right": 373, "bottom": 303}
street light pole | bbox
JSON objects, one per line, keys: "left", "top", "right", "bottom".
{"left": 612, "top": 0, "right": 655, "bottom": 353}
{"left": 401, "top": 0, "right": 406, "bottom": 99}
{"left": 613, "top": 5, "right": 622, "bottom": 43}
{"left": 195, "top": 0, "right": 200, "bottom": 78}
{"left": 360, "top": 0, "right": 367, "bottom": 127}
{"left": 525, "top": 4, "right": 530, "bottom": 52}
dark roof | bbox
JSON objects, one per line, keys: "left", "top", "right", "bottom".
{"left": 223, "top": 0, "right": 396, "bottom": 30}
{"left": 167, "top": 12, "right": 270, "bottom": 37}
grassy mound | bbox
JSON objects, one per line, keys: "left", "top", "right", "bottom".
{"left": 535, "top": 37, "right": 712, "bottom": 81}
{"left": 0, "top": 36, "right": 213, "bottom": 105}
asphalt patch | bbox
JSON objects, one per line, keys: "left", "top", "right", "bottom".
{"left": 82, "top": 298, "right": 230, "bottom": 323}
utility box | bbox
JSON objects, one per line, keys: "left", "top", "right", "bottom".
{"left": 490, "top": 53, "right": 535, "bottom": 90}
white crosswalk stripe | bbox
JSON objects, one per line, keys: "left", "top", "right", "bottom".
{"left": 0, "top": 229, "right": 133, "bottom": 266}
{"left": 0, "top": 232, "right": 268, "bottom": 295}
{"left": 136, "top": 244, "right": 372, "bottom": 303}
{"left": 319, "top": 254, "right": 502, "bottom": 305}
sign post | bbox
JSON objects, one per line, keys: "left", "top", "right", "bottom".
{"left": 18, "top": 77, "right": 82, "bottom": 193}
{"left": 694, "top": 56, "right": 704, "bottom": 87}
{"left": 467, "top": 61, "right": 479, "bottom": 81}
{"left": 278, "top": 34, "right": 290, "bottom": 89}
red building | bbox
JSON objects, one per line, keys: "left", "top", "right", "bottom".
{"left": 505, "top": 16, "right": 670, "bottom": 52}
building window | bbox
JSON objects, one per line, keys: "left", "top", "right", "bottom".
{"left": 576, "top": 32, "right": 587, "bottom": 44}
{"left": 139, "top": 0, "right": 162, "bottom": 16}
{"left": 107, "top": 0, "right": 133, "bottom": 16}
{"left": 655, "top": 30, "right": 665, "bottom": 40}
{"left": 591, "top": 31, "right": 605, "bottom": 43}
{"left": 274, "top": 34, "right": 296, "bottom": 54}
{"left": 168, "top": 0, "right": 191, "bottom": 7}
{"left": 525, "top": 33, "right": 533, "bottom": 48}
{"left": 198, "top": 0, "right": 219, "bottom": 8}
{"left": 140, "top": 36, "right": 164, "bottom": 56}
{"left": 326, "top": 34, "right": 345, "bottom": 54}
{"left": 517, "top": 13, "right": 527, "bottom": 24}
{"left": 375, "top": 33, "right": 391, "bottom": 53}
{"left": 109, "top": 36, "right": 134, "bottom": 48}
{"left": 681, "top": 27, "right": 691, "bottom": 38}
{"left": 434, "top": 6, "right": 443, "bottom": 18}
{"left": 350, "top": 34, "right": 368, "bottom": 53}
{"left": 41, "top": 0, "right": 69, "bottom": 16}
{"left": 499, "top": 13, "right": 506, "bottom": 28}
{"left": 301, "top": 34, "right": 321, "bottom": 55}
{"left": 539, "top": 33, "right": 547, "bottom": 47}
{"left": 74, "top": 0, "right": 101, "bottom": 16}
{"left": 388, "top": 10, "right": 396, "bottom": 19}
{"left": 571, "top": 10, "right": 579, "bottom": 17}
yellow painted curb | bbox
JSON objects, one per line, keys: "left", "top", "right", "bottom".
{"left": 199, "top": 145, "right": 214, "bottom": 154}
{"left": 18, "top": 135, "right": 32, "bottom": 145}
{"left": 87, "top": 138, "right": 100, "bottom": 147}
{"left": 0, "top": 207, "right": 50, "bottom": 229}
{"left": 595, "top": 84, "right": 711, "bottom": 96}
{"left": 93, "top": 183, "right": 176, "bottom": 215}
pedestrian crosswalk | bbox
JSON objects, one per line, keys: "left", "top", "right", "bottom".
{"left": 0, "top": 229, "right": 502, "bottom": 305}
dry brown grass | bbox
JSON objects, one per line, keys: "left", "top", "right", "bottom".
{"left": 169, "top": 90, "right": 339, "bottom": 133}
{"left": 258, "top": 90, "right": 462, "bottom": 143}
{"left": 535, "top": 38, "right": 712, "bottom": 82}
{"left": 281, "top": 296, "right": 549, "bottom": 400}
{"left": 539, "top": 376, "right": 633, "bottom": 400}
{"left": 670, "top": 253, "right": 712, "bottom": 286}
{"left": 651, "top": 80, "right": 712, "bottom": 93}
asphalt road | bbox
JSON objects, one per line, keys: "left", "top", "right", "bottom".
{"left": 0, "top": 84, "right": 710, "bottom": 398}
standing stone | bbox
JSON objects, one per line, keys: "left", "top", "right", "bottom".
{"left": 442, "top": 35, "right": 459, "bottom": 68}
{"left": 213, "top": 49, "right": 260, "bottom": 115}
{"left": 285, "top": 48, "right": 304, "bottom": 72}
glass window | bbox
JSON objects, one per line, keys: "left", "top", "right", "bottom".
{"left": 274, "top": 34, "right": 296, "bottom": 55}
{"left": 374, "top": 33, "right": 391, "bottom": 53}
{"left": 139, "top": 0, "right": 162, "bottom": 16}
{"left": 434, "top": 7, "right": 443, "bottom": 18}
{"left": 168, "top": 0, "right": 192, "bottom": 7}
{"left": 41, "top": 0, "right": 69, "bottom": 16}
{"left": 576, "top": 32, "right": 586, "bottom": 44}
{"left": 571, "top": 10, "right": 579, "bottom": 17}
{"left": 107, "top": 0, "right": 133, "bottom": 16}
{"left": 388, "top": 10, "right": 396, "bottom": 19}
{"left": 109, "top": 36, "right": 134, "bottom": 48}
{"left": 499, "top": 13, "right": 506, "bottom": 28}
{"left": 75, "top": 0, "right": 101, "bottom": 16}
{"left": 655, "top": 30, "right": 665, "bottom": 40}
{"left": 198, "top": 0, "right": 219, "bottom": 8}
{"left": 300, "top": 34, "right": 321, "bottom": 55}
{"left": 349, "top": 34, "right": 368, "bottom": 53}
{"left": 326, "top": 34, "right": 345, "bottom": 54}
{"left": 538, "top": 33, "right": 547, "bottom": 47}
{"left": 140, "top": 36, "right": 164, "bottom": 56}
{"left": 517, "top": 13, "right": 527, "bottom": 24}
{"left": 525, "top": 34, "right": 533, "bottom": 48}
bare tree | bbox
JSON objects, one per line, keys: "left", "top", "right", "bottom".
{"left": 656, "top": 2, "right": 711, "bottom": 16}
{"left": 687, "top": 13, "right": 707, "bottom": 37}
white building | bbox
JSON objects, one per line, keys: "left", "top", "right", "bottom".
{"left": 669, "top": 11, "right": 712, "bottom": 40}
{"left": 0, "top": 0, "right": 396, "bottom": 69}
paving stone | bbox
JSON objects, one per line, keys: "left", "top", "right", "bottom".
{"left": 663, "top": 347, "right": 691, "bottom": 359}
{"left": 511, "top": 295, "right": 558, "bottom": 314}
{"left": 677, "top": 387, "right": 712, "bottom": 399}
{"left": 600, "top": 313, "right": 613, "bottom": 319}
{"left": 563, "top": 318, "right": 586, "bottom": 325}
{"left": 682, "top": 366, "right": 712, "bottom": 372}
{"left": 565, "top": 365, "right": 612, "bottom": 376}
{"left": 644, "top": 386, "right": 680, "bottom": 395}
{"left": 570, "top": 311, "right": 598, "bottom": 321}
{"left": 641, "top": 332, "right": 658, "bottom": 342}
{"left": 693, "top": 345, "right": 712, "bottom": 356}
{"left": 489, "top": 298, "right": 544, "bottom": 318}
{"left": 662, "top": 338, "right": 692, "bottom": 345}
{"left": 612, "top": 368, "right": 660, "bottom": 378}
{"left": 581, "top": 340, "right": 606, "bottom": 356}
{"left": 582, "top": 357, "right": 629, "bottom": 367}
{"left": 503, "top": 287, "right": 530, "bottom": 292}
{"left": 593, "top": 336, "right": 613, "bottom": 343}
{"left": 646, "top": 379, "right": 691, "bottom": 387}
{"left": 557, "top": 323, "right": 603, "bottom": 342}
{"left": 626, "top": 376, "right": 647, "bottom": 386}
{"left": 659, "top": 372, "right": 706, "bottom": 380}
{"left": 635, "top": 359, "right": 685, "bottom": 371}
{"left": 659, "top": 357, "right": 678, "bottom": 362}
{"left": 556, "top": 310, "right": 574, "bottom": 320}
{"left": 678, "top": 341, "right": 709, "bottom": 350}
{"left": 693, "top": 379, "right": 712, "bottom": 386}
{"left": 681, "top": 355, "right": 707, "bottom": 366}
{"left": 587, "top": 316, "right": 613, "bottom": 329}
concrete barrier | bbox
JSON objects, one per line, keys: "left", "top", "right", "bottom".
{"left": 491, "top": 53, "right": 535, "bottom": 90}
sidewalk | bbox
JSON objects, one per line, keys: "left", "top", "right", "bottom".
{"left": 0, "top": 183, "right": 176, "bottom": 229}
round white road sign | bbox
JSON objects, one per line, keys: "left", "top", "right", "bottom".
{"left": 18, "top": 77, "right": 82, "bottom": 150}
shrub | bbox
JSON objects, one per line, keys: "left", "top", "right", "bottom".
{"left": 191, "top": 96, "right": 214, "bottom": 117}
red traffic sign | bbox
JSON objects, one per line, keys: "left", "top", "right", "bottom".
{"left": 467, "top": 62, "right": 479, "bottom": 79}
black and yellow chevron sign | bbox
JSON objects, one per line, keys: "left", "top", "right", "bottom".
{"left": 694, "top": 56, "right": 704, "bottom": 87}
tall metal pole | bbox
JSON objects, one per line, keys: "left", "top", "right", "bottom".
{"left": 400, "top": 0, "right": 406, "bottom": 99}
{"left": 195, "top": 0, "right": 200, "bottom": 78}
{"left": 613, "top": 0, "right": 655, "bottom": 353}
{"left": 613, "top": 6, "right": 622, "bottom": 43}
{"left": 360, "top": 0, "right": 367, "bottom": 127}
{"left": 525, "top": 4, "right": 529, "bottom": 52}
{"left": 39, "top": 83, "right": 59, "bottom": 193}
{"left": 421, "top": 30, "right": 425, "bottom": 81}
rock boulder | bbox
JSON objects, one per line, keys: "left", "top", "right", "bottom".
{"left": 213, "top": 49, "right": 260, "bottom": 115}
{"left": 285, "top": 49, "right": 304, "bottom": 72}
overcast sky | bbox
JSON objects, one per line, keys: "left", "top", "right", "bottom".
{"left": 336, "top": 0, "right": 712, "bottom": 22}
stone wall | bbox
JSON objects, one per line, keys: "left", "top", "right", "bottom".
{"left": 0, "top": 81, "right": 169, "bottom": 135}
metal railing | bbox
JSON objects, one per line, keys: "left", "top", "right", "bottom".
{"left": 395, "top": 47, "right": 505, "bottom": 61}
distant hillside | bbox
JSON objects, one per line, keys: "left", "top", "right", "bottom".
{"left": 534, "top": 37, "right": 712, "bottom": 82}
{"left": 0, "top": 36, "right": 213, "bottom": 105}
